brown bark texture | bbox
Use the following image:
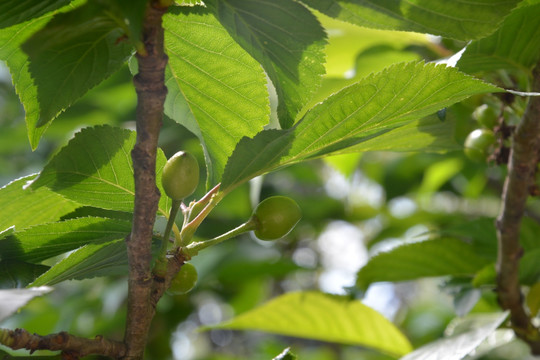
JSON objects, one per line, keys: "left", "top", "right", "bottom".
{"left": 124, "top": 1, "right": 169, "bottom": 359}
{"left": 496, "top": 61, "right": 540, "bottom": 353}
{"left": 0, "top": 329, "right": 126, "bottom": 359}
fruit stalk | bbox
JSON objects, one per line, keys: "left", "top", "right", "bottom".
{"left": 154, "top": 199, "right": 182, "bottom": 277}
{"left": 186, "top": 219, "right": 257, "bottom": 256}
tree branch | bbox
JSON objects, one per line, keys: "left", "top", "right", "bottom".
{"left": 124, "top": 1, "right": 169, "bottom": 359}
{"left": 0, "top": 328, "right": 126, "bottom": 359}
{"left": 496, "top": 60, "right": 540, "bottom": 353}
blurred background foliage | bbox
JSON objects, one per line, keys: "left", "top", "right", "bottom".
{"left": 0, "top": 12, "right": 535, "bottom": 360}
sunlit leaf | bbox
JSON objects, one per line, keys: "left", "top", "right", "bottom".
{"left": 400, "top": 312, "right": 508, "bottom": 360}
{"left": 356, "top": 238, "right": 491, "bottom": 291}
{"left": 0, "top": 286, "right": 52, "bottom": 322}
{"left": 335, "top": 114, "right": 460, "bottom": 154}
{"left": 208, "top": 291, "right": 413, "bottom": 356}
{"left": 20, "top": 1, "right": 132, "bottom": 147}
{"left": 0, "top": 2, "right": 80, "bottom": 148}
{"left": 222, "top": 62, "right": 501, "bottom": 192}
{"left": 30, "top": 125, "right": 170, "bottom": 215}
{"left": 0, "top": 175, "right": 79, "bottom": 233}
{"left": 458, "top": 0, "right": 540, "bottom": 74}
{"left": 272, "top": 348, "right": 297, "bottom": 360}
{"left": 302, "top": 0, "right": 520, "bottom": 41}
{"left": 163, "top": 7, "right": 269, "bottom": 185}
{"left": 209, "top": 0, "right": 327, "bottom": 128}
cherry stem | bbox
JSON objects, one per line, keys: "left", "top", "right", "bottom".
{"left": 154, "top": 199, "right": 182, "bottom": 276}
{"left": 179, "top": 184, "right": 222, "bottom": 246}
{"left": 185, "top": 218, "right": 257, "bottom": 256}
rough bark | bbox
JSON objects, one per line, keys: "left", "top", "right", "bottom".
{"left": 124, "top": 1, "right": 169, "bottom": 359}
{"left": 0, "top": 329, "right": 126, "bottom": 359}
{"left": 496, "top": 61, "right": 540, "bottom": 353}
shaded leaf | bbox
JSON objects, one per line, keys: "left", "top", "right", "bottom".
{"left": 209, "top": 0, "right": 327, "bottom": 128}
{"left": 207, "top": 291, "right": 413, "bottom": 356}
{"left": 438, "top": 217, "right": 498, "bottom": 261}
{"left": 163, "top": 7, "right": 269, "bottom": 185}
{"left": 400, "top": 312, "right": 508, "bottom": 360}
{"left": 0, "top": 175, "right": 79, "bottom": 233}
{"left": 31, "top": 237, "right": 161, "bottom": 286}
{"left": 20, "top": 1, "right": 133, "bottom": 147}
{"left": 31, "top": 239, "right": 125, "bottom": 286}
{"left": 356, "top": 238, "right": 491, "bottom": 291}
{"left": 0, "top": 261, "right": 49, "bottom": 289}
{"left": 0, "top": 228, "right": 14, "bottom": 241}
{"left": 0, "top": 286, "right": 52, "bottom": 322}
{"left": 0, "top": 0, "right": 71, "bottom": 29}
{"left": 302, "top": 0, "right": 520, "bottom": 41}
{"left": 30, "top": 125, "right": 170, "bottom": 215}
{"left": 519, "top": 217, "right": 540, "bottom": 252}
{"left": 0, "top": 217, "right": 132, "bottom": 263}
{"left": 519, "top": 248, "right": 540, "bottom": 285}
{"left": 101, "top": 0, "right": 147, "bottom": 45}
{"left": 458, "top": 0, "right": 540, "bottom": 75}
{"left": 222, "top": 62, "right": 501, "bottom": 192}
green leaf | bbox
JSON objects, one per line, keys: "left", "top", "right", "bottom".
{"left": 458, "top": 0, "right": 540, "bottom": 75}
{"left": 356, "top": 238, "right": 491, "bottom": 291}
{"left": 20, "top": 1, "right": 133, "bottom": 148}
{"left": 520, "top": 217, "right": 540, "bottom": 252}
{"left": 438, "top": 218, "right": 498, "bottom": 261}
{"left": 0, "top": 227, "right": 15, "bottom": 240}
{"left": 222, "top": 62, "right": 501, "bottom": 192}
{"left": 273, "top": 348, "right": 297, "bottom": 360}
{"left": 0, "top": 0, "right": 71, "bottom": 29}
{"left": 0, "top": 3, "right": 80, "bottom": 149}
{"left": 0, "top": 261, "right": 49, "bottom": 289}
{"left": 209, "top": 0, "right": 327, "bottom": 128}
{"left": 31, "top": 237, "right": 161, "bottom": 286}
{"left": 208, "top": 291, "right": 412, "bottom": 356}
{"left": 335, "top": 114, "right": 460, "bottom": 154}
{"left": 0, "top": 217, "right": 132, "bottom": 263}
{"left": 0, "top": 286, "right": 52, "bottom": 323}
{"left": 519, "top": 248, "right": 540, "bottom": 285}
{"left": 0, "top": 175, "right": 79, "bottom": 233}
{"left": 31, "top": 125, "right": 135, "bottom": 211}
{"left": 31, "top": 239, "right": 127, "bottom": 286}
{"left": 30, "top": 125, "right": 170, "bottom": 215}
{"left": 176, "top": 0, "right": 205, "bottom": 5}
{"left": 100, "top": 0, "right": 147, "bottom": 46}
{"left": 302, "top": 0, "right": 520, "bottom": 41}
{"left": 163, "top": 7, "right": 269, "bottom": 185}
{"left": 400, "top": 312, "right": 508, "bottom": 360}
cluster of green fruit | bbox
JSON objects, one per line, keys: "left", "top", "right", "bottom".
{"left": 464, "top": 104, "right": 498, "bottom": 162}
{"left": 160, "top": 151, "right": 302, "bottom": 295}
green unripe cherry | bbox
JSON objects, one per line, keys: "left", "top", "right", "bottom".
{"left": 472, "top": 104, "right": 498, "bottom": 129}
{"left": 168, "top": 262, "right": 198, "bottom": 295}
{"left": 252, "top": 196, "right": 301, "bottom": 241}
{"left": 464, "top": 129, "right": 496, "bottom": 162}
{"left": 161, "top": 151, "right": 199, "bottom": 200}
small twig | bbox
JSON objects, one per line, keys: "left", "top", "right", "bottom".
{"left": 0, "top": 328, "right": 126, "bottom": 359}
{"left": 496, "top": 59, "right": 540, "bottom": 353}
